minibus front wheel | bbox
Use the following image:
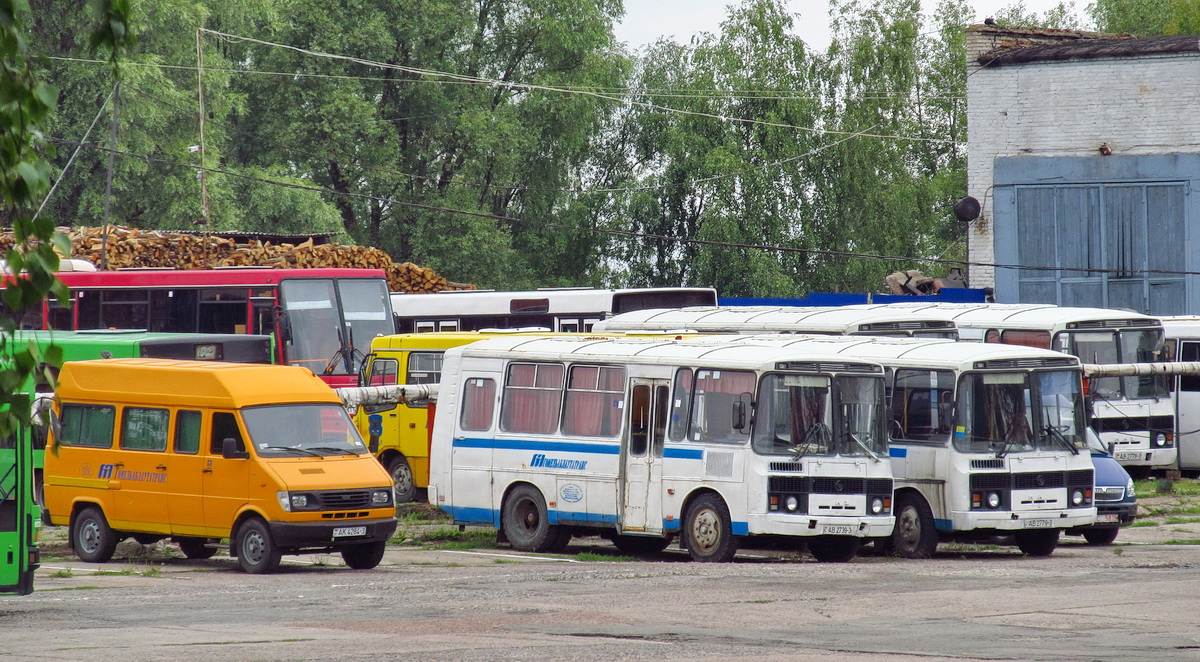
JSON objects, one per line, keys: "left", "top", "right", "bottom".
{"left": 236, "top": 518, "right": 282, "bottom": 574}
{"left": 341, "top": 541, "right": 386, "bottom": 569}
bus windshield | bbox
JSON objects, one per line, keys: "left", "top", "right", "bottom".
{"left": 338, "top": 279, "right": 394, "bottom": 355}
{"left": 279, "top": 278, "right": 392, "bottom": 376}
{"left": 954, "top": 370, "right": 1086, "bottom": 455}
{"left": 1055, "top": 329, "right": 1168, "bottom": 401}
{"left": 752, "top": 374, "right": 886, "bottom": 457}
{"left": 242, "top": 404, "right": 369, "bottom": 457}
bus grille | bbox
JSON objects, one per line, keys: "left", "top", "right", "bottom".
{"left": 315, "top": 490, "right": 372, "bottom": 510}
{"left": 970, "top": 473, "right": 1009, "bottom": 490}
{"left": 1094, "top": 486, "right": 1126, "bottom": 502}
{"left": 769, "top": 462, "right": 804, "bottom": 472}
{"left": 1094, "top": 416, "right": 1173, "bottom": 434}
{"left": 812, "top": 477, "right": 865, "bottom": 494}
{"left": 1013, "top": 472, "right": 1066, "bottom": 489}
{"left": 974, "top": 358, "right": 1077, "bottom": 370}
{"left": 1067, "top": 469, "right": 1094, "bottom": 487}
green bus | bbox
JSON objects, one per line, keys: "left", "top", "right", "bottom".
{"left": 1, "top": 425, "right": 38, "bottom": 595}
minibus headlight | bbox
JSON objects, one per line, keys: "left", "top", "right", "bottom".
{"left": 986, "top": 492, "right": 1001, "bottom": 509}
{"left": 291, "top": 494, "right": 309, "bottom": 509}
{"left": 871, "top": 498, "right": 884, "bottom": 515}
{"left": 1071, "top": 489, "right": 1085, "bottom": 506}
{"left": 785, "top": 496, "right": 799, "bottom": 512}
{"left": 371, "top": 489, "right": 392, "bottom": 506}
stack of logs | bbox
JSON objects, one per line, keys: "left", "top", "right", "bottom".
{"left": 0, "top": 225, "right": 473, "bottom": 294}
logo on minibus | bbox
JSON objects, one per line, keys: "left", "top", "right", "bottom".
{"left": 530, "top": 454, "right": 588, "bottom": 471}
{"left": 97, "top": 464, "right": 167, "bottom": 483}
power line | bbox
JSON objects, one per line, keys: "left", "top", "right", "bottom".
{"left": 48, "top": 136, "right": 1200, "bottom": 279}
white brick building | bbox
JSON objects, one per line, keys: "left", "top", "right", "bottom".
{"left": 965, "top": 25, "right": 1200, "bottom": 314}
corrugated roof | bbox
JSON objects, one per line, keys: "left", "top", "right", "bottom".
{"left": 979, "top": 33, "right": 1200, "bottom": 67}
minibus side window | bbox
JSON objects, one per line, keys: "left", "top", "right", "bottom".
{"left": 460, "top": 378, "right": 496, "bottom": 431}
{"left": 58, "top": 404, "right": 115, "bottom": 448}
{"left": 121, "top": 408, "right": 169, "bottom": 451}
{"left": 210, "top": 412, "right": 245, "bottom": 454}
{"left": 174, "top": 410, "right": 202, "bottom": 454}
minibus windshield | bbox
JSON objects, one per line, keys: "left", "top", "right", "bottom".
{"left": 242, "top": 404, "right": 370, "bottom": 457}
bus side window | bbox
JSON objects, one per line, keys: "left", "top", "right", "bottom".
{"left": 58, "top": 404, "right": 115, "bottom": 448}
{"left": 500, "top": 363, "right": 564, "bottom": 434}
{"left": 121, "top": 408, "right": 169, "bottom": 451}
{"left": 1182, "top": 342, "right": 1200, "bottom": 392}
{"left": 668, "top": 369, "right": 693, "bottom": 441}
{"left": 460, "top": 378, "right": 496, "bottom": 431}
{"left": 368, "top": 358, "right": 399, "bottom": 387}
{"left": 174, "top": 410, "right": 203, "bottom": 454}
{"left": 891, "top": 369, "right": 954, "bottom": 442}
{"left": 210, "top": 412, "right": 244, "bottom": 454}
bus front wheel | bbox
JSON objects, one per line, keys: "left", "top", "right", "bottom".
{"left": 72, "top": 506, "right": 118, "bottom": 563}
{"left": 236, "top": 519, "right": 282, "bottom": 574}
{"left": 684, "top": 493, "right": 738, "bottom": 562}
{"left": 387, "top": 455, "right": 417, "bottom": 503}
{"left": 881, "top": 493, "right": 938, "bottom": 559}
{"left": 502, "top": 484, "right": 563, "bottom": 553}
{"left": 1015, "top": 528, "right": 1059, "bottom": 557}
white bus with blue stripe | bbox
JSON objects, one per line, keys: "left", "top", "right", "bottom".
{"left": 428, "top": 334, "right": 895, "bottom": 562}
{"left": 591, "top": 305, "right": 959, "bottom": 338}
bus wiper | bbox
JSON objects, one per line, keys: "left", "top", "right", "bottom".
{"left": 992, "top": 433, "right": 1016, "bottom": 459}
{"left": 791, "top": 423, "right": 829, "bottom": 461}
{"left": 308, "top": 446, "right": 356, "bottom": 456}
{"left": 1041, "top": 425, "right": 1080, "bottom": 455}
{"left": 847, "top": 432, "right": 882, "bottom": 462}
{"left": 261, "top": 445, "right": 323, "bottom": 457}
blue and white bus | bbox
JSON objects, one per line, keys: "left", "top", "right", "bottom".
{"left": 428, "top": 334, "right": 894, "bottom": 562}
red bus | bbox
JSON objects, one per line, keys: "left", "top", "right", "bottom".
{"left": 21, "top": 267, "right": 394, "bottom": 387}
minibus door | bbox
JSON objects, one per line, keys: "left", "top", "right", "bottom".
{"left": 622, "top": 381, "right": 668, "bottom": 533}
{"left": 202, "top": 412, "right": 250, "bottom": 536}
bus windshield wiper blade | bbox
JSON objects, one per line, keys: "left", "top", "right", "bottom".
{"left": 847, "top": 432, "right": 882, "bottom": 462}
{"left": 308, "top": 446, "right": 356, "bottom": 456}
{"left": 260, "top": 445, "right": 323, "bottom": 457}
{"left": 1041, "top": 425, "right": 1080, "bottom": 455}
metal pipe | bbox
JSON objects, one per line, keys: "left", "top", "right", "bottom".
{"left": 336, "top": 384, "right": 439, "bottom": 413}
{"left": 1082, "top": 361, "right": 1200, "bottom": 378}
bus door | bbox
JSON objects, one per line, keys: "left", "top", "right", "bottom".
{"left": 622, "top": 380, "right": 669, "bottom": 533}
{"left": 1176, "top": 340, "right": 1200, "bottom": 469}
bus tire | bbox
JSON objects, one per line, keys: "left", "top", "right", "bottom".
{"left": 341, "top": 541, "right": 387, "bottom": 569}
{"left": 683, "top": 493, "right": 738, "bottom": 562}
{"left": 236, "top": 518, "right": 282, "bottom": 574}
{"left": 72, "top": 506, "right": 118, "bottom": 563}
{"left": 807, "top": 535, "right": 861, "bottom": 563}
{"left": 176, "top": 537, "right": 217, "bottom": 560}
{"left": 387, "top": 455, "right": 417, "bottom": 503}
{"left": 501, "top": 484, "right": 562, "bottom": 553}
{"left": 1015, "top": 528, "right": 1059, "bottom": 557}
{"left": 612, "top": 534, "right": 671, "bottom": 556}
{"left": 1082, "top": 528, "right": 1120, "bottom": 545}
{"left": 880, "top": 493, "right": 938, "bottom": 559}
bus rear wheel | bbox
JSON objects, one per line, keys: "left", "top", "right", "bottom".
{"left": 807, "top": 535, "right": 861, "bottom": 563}
{"left": 176, "top": 537, "right": 217, "bottom": 559}
{"left": 72, "top": 506, "right": 118, "bottom": 563}
{"left": 880, "top": 493, "right": 938, "bottom": 559}
{"left": 387, "top": 455, "right": 417, "bottom": 503}
{"left": 502, "top": 484, "right": 563, "bottom": 553}
{"left": 684, "top": 493, "right": 738, "bottom": 562}
{"left": 1015, "top": 528, "right": 1059, "bottom": 557}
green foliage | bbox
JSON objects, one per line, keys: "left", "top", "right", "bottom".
{"left": 1089, "top": 0, "right": 1200, "bottom": 34}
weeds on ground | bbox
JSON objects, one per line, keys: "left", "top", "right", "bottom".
{"left": 48, "top": 568, "right": 73, "bottom": 579}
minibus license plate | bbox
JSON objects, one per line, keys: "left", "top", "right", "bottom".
{"left": 1114, "top": 451, "right": 1142, "bottom": 462}
{"left": 1022, "top": 519, "right": 1053, "bottom": 529}
{"left": 1099, "top": 514, "right": 1120, "bottom": 523}
{"left": 821, "top": 525, "right": 854, "bottom": 535}
{"left": 333, "top": 526, "right": 367, "bottom": 538}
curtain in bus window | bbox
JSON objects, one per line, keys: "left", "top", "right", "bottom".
{"left": 669, "top": 369, "right": 693, "bottom": 441}
{"left": 279, "top": 279, "right": 344, "bottom": 374}
{"left": 1000, "top": 330, "right": 1051, "bottom": 349}
{"left": 562, "top": 365, "right": 625, "bottom": 437}
{"left": 174, "top": 410, "right": 202, "bottom": 454}
{"left": 688, "top": 370, "right": 755, "bottom": 444}
{"left": 891, "top": 370, "right": 954, "bottom": 442}
{"left": 461, "top": 379, "right": 497, "bottom": 431}
{"left": 955, "top": 373, "right": 1034, "bottom": 454}
{"left": 501, "top": 363, "right": 564, "bottom": 434}
{"left": 59, "top": 405, "right": 115, "bottom": 448}
{"left": 121, "top": 408, "right": 169, "bottom": 451}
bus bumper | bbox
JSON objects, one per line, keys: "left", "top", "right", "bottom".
{"left": 267, "top": 517, "right": 397, "bottom": 549}
{"left": 751, "top": 514, "right": 894, "bottom": 538}
{"left": 952, "top": 509, "right": 1096, "bottom": 532}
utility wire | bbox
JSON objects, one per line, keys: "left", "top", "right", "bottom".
{"left": 48, "top": 136, "right": 1200, "bottom": 279}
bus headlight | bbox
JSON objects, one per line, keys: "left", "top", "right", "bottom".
{"left": 871, "top": 498, "right": 884, "bottom": 515}
{"left": 371, "top": 489, "right": 392, "bottom": 506}
{"left": 277, "top": 491, "right": 313, "bottom": 512}
{"left": 1071, "top": 489, "right": 1085, "bottom": 506}
{"left": 1154, "top": 433, "right": 1166, "bottom": 448}
{"left": 785, "top": 496, "right": 799, "bottom": 512}
{"left": 986, "top": 492, "right": 1001, "bottom": 509}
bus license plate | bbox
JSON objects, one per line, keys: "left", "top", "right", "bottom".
{"left": 1099, "top": 514, "right": 1120, "bottom": 523}
{"left": 821, "top": 525, "right": 855, "bottom": 535}
{"left": 1022, "top": 519, "right": 1053, "bottom": 529}
{"left": 333, "top": 526, "right": 367, "bottom": 538}
{"left": 1114, "top": 451, "right": 1143, "bottom": 462}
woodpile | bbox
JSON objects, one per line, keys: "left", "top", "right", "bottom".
{"left": 0, "top": 225, "right": 474, "bottom": 294}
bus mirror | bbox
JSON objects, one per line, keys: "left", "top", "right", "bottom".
{"left": 222, "top": 437, "right": 248, "bottom": 460}
{"left": 276, "top": 307, "right": 292, "bottom": 344}
{"left": 732, "top": 400, "right": 747, "bottom": 432}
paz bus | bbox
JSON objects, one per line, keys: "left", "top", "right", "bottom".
{"left": 1160, "top": 317, "right": 1200, "bottom": 474}
{"left": 19, "top": 266, "right": 393, "bottom": 387}
{"left": 428, "top": 334, "right": 895, "bottom": 562}
{"left": 872, "top": 303, "right": 1171, "bottom": 474}
{"left": 591, "top": 305, "right": 959, "bottom": 338}
{"left": 391, "top": 287, "right": 717, "bottom": 333}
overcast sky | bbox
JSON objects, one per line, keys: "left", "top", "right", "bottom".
{"left": 614, "top": 0, "right": 1077, "bottom": 51}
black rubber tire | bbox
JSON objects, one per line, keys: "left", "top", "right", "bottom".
{"left": 879, "top": 492, "right": 938, "bottom": 559}
{"left": 388, "top": 455, "right": 418, "bottom": 503}
{"left": 236, "top": 519, "right": 282, "bottom": 574}
{"left": 611, "top": 534, "right": 672, "bottom": 555}
{"left": 501, "top": 484, "right": 564, "bottom": 553}
{"left": 1082, "top": 528, "right": 1120, "bottom": 545}
{"left": 807, "top": 535, "right": 862, "bottom": 563}
{"left": 683, "top": 493, "right": 738, "bottom": 562}
{"left": 177, "top": 537, "right": 218, "bottom": 559}
{"left": 132, "top": 534, "right": 165, "bottom": 545}
{"left": 72, "top": 506, "right": 118, "bottom": 563}
{"left": 341, "top": 541, "right": 387, "bottom": 569}
{"left": 1015, "top": 528, "right": 1060, "bottom": 557}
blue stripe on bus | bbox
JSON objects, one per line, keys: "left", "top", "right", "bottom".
{"left": 732, "top": 521, "right": 749, "bottom": 536}
{"left": 553, "top": 512, "right": 619, "bottom": 525}
{"left": 934, "top": 518, "right": 953, "bottom": 533}
{"left": 663, "top": 519, "right": 681, "bottom": 532}
{"left": 889, "top": 447, "right": 908, "bottom": 458}
{"left": 663, "top": 447, "right": 704, "bottom": 460}
{"left": 453, "top": 437, "right": 621, "bottom": 455}
{"left": 449, "top": 506, "right": 498, "bottom": 527}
